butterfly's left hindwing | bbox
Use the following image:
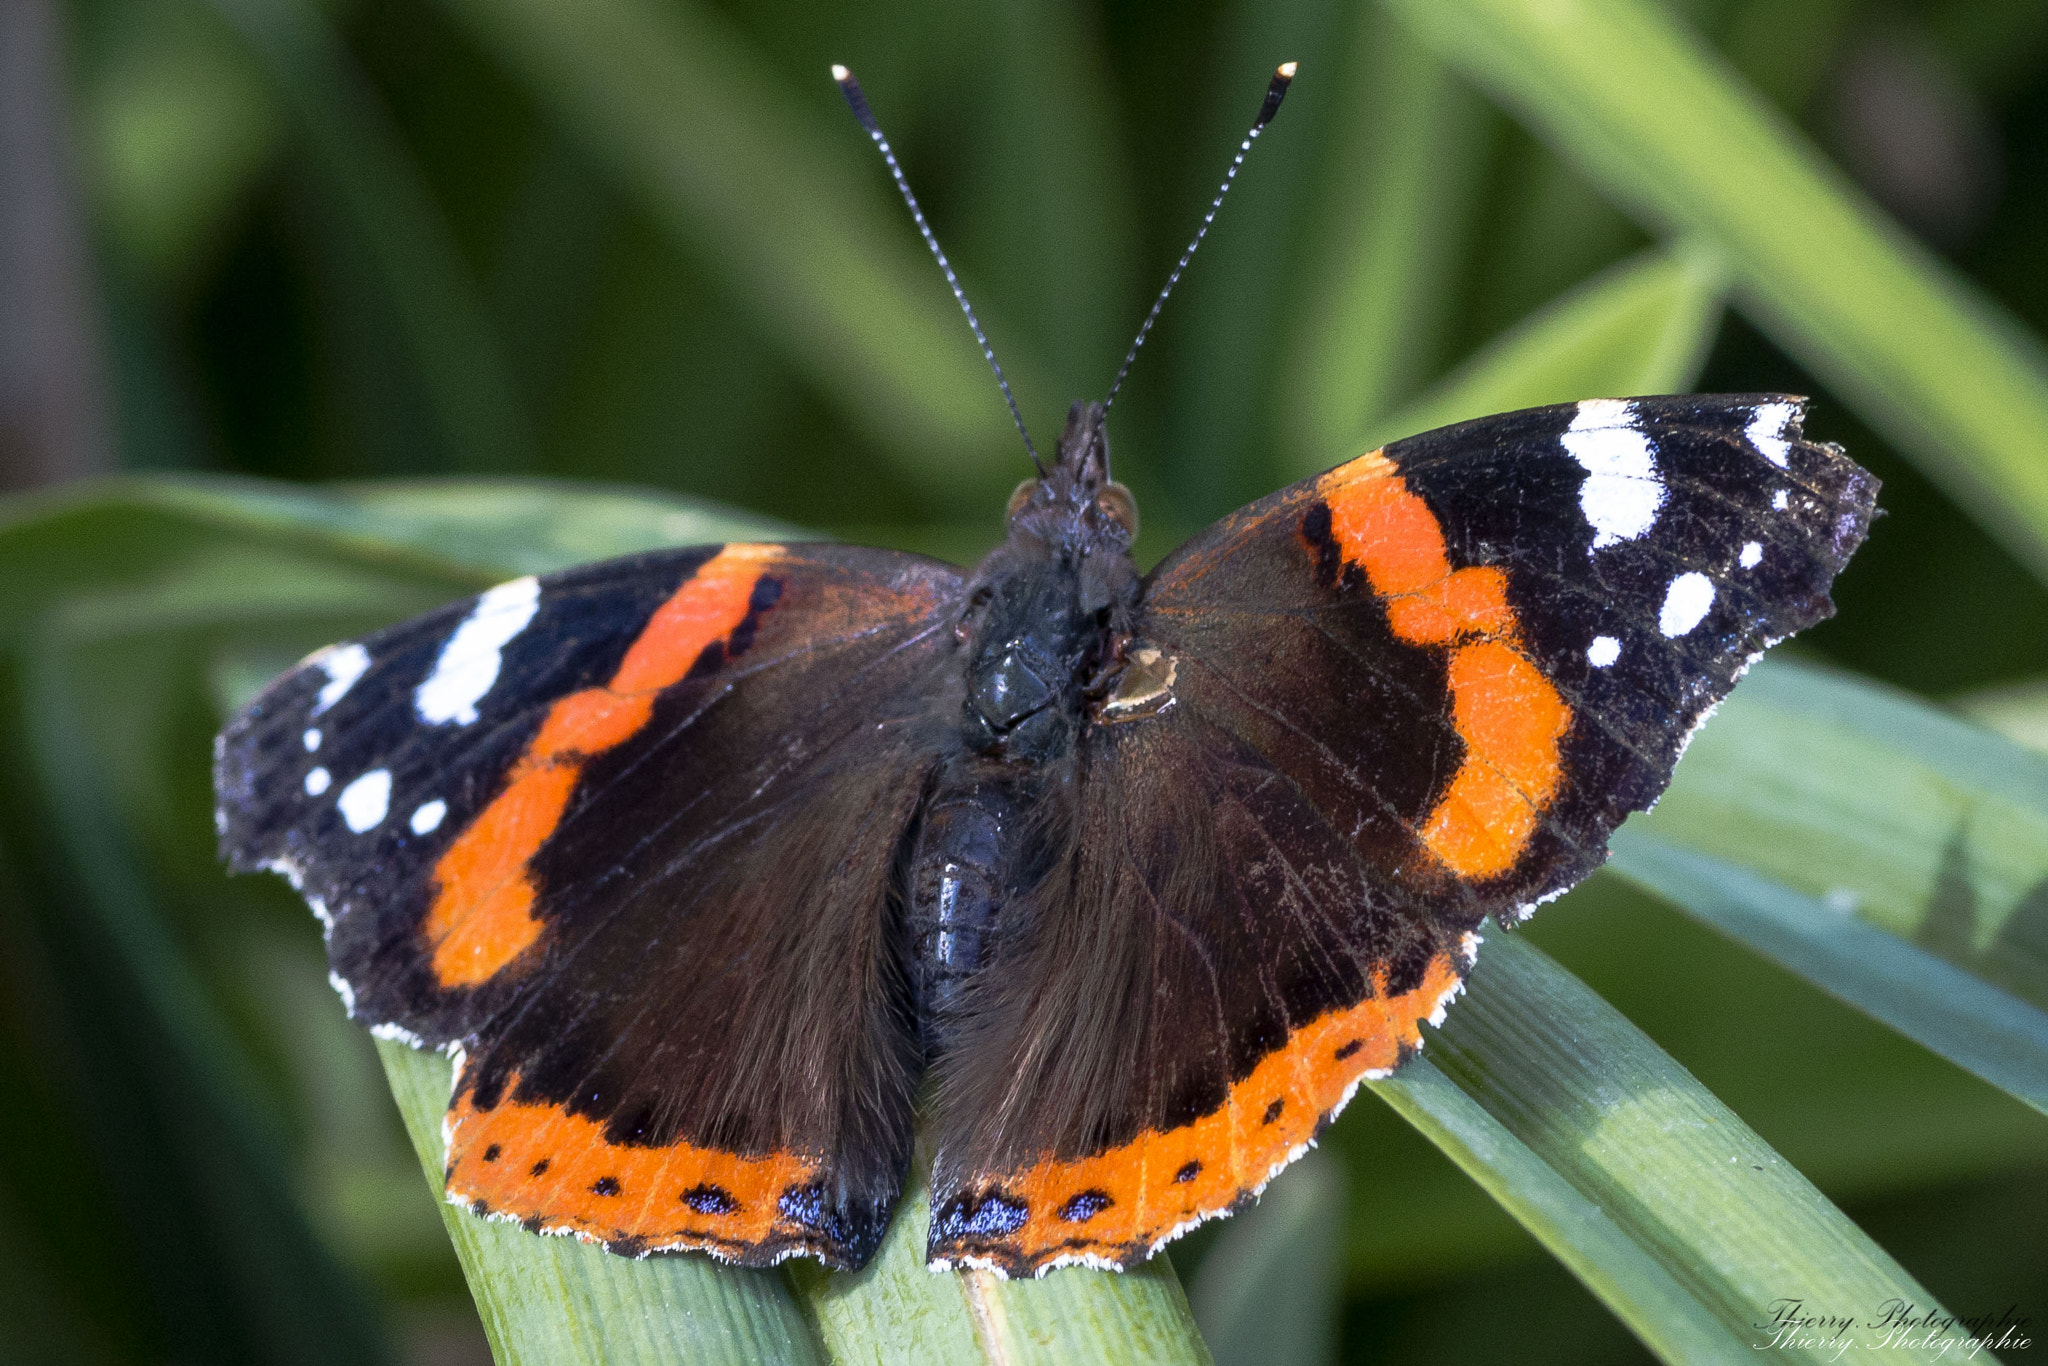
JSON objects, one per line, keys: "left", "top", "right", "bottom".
{"left": 926, "top": 396, "right": 1876, "bottom": 1275}
{"left": 218, "top": 543, "right": 967, "bottom": 1268}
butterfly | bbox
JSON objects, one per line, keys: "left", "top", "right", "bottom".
{"left": 213, "top": 65, "right": 1878, "bottom": 1278}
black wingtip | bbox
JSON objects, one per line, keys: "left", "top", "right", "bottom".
{"left": 1256, "top": 61, "right": 1298, "bottom": 129}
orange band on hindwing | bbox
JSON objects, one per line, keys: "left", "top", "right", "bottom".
{"left": 443, "top": 1074, "right": 821, "bottom": 1261}
{"left": 424, "top": 544, "right": 783, "bottom": 987}
{"left": 935, "top": 952, "right": 1464, "bottom": 1272}
{"left": 1315, "top": 453, "right": 1569, "bottom": 879}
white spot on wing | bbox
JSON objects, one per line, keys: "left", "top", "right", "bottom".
{"left": 1739, "top": 541, "right": 1763, "bottom": 569}
{"left": 1587, "top": 635, "right": 1621, "bottom": 668}
{"left": 1772, "top": 489, "right": 1789, "bottom": 511}
{"left": 410, "top": 799, "right": 447, "bottom": 835}
{"left": 1562, "top": 399, "right": 1664, "bottom": 552}
{"left": 312, "top": 643, "right": 371, "bottom": 715}
{"left": 1659, "top": 572, "right": 1716, "bottom": 637}
{"left": 338, "top": 769, "right": 392, "bottom": 832}
{"left": 414, "top": 576, "right": 542, "bottom": 726}
{"left": 304, "top": 766, "right": 331, "bottom": 796}
{"left": 303, "top": 728, "right": 321, "bottom": 751}
{"left": 1747, "top": 401, "right": 1798, "bottom": 467}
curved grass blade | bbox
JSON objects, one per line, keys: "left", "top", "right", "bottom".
{"left": 1365, "top": 237, "right": 1729, "bottom": 450}
{"left": 967, "top": 14, "right": 1133, "bottom": 419}
{"left": 1960, "top": 677, "right": 2048, "bottom": 759}
{"left": 1638, "top": 659, "right": 2048, "bottom": 1015}
{"left": 1283, "top": 14, "right": 1491, "bottom": 474}
{"left": 202, "top": 0, "right": 535, "bottom": 476}
{"left": 1375, "top": 932, "right": 1960, "bottom": 1364}
{"left": 1189, "top": 1147, "right": 1344, "bottom": 1366}
{"left": 1385, "top": 0, "right": 2048, "bottom": 585}
{"left": 2, "top": 473, "right": 802, "bottom": 587}
{"left": 1598, "top": 657, "right": 2048, "bottom": 1114}
{"left": 1161, "top": 16, "right": 1339, "bottom": 519}
{"left": 1372, "top": 1060, "right": 1741, "bottom": 1361}
{"left": 431, "top": 0, "right": 1043, "bottom": 501}
{"left": 1611, "top": 836, "right": 2048, "bottom": 1116}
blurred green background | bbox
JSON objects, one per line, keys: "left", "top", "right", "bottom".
{"left": 4, "top": 0, "right": 2046, "bottom": 1361}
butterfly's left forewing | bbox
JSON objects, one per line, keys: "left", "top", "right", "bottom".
{"left": 926, "top": 396, "right": 1876, "bottom": 1275}
{"left": 219, "top": 543, "right": 967, "bottom": 1268}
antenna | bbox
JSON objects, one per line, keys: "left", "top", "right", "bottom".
{"left": 833, "top": 64, "right": 1044, "bottom": 475}
{"left": 1102, "top": 61, "right": 1296, "bottom": 415}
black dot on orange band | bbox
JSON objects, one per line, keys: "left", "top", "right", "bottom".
{"left": 681, "top": 1183, "right": 739, "bottom": 1216}
{"left": 1058, "top": 1190, "right": 1113, "bottom": 1223}
{"left": 1174, "top": 1161, "right": 1202, "bottom": 1184}
{"left": 592, "top": 1176, "right": 621, "bottom": 1196}
{"left": 470, "top": 1199, "right": 489, "bottom": 1216}
{"left": 1262, "top": 1098, "right": 1285, "bottom": 1125}
{"left": 1334, "top": 1039, "right": 1362, "bottom": 1060}
{"left": 530, "top": 1158, "right": 550, "bottom": 1176}
{"left": 482, "top": 1144, "right": 501, "bottom": 1162}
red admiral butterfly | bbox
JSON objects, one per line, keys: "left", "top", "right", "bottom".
{"left": 215, "top": 65, "right": 1876, "bottom": 1277}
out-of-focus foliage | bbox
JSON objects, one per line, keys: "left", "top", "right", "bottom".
{"left": 6, "top": 0, "right": 2046, "bottom": 1361}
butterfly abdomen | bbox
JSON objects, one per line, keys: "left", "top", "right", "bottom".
{"left": 906, "top": 765, "right": 1028, "bottom": 1049}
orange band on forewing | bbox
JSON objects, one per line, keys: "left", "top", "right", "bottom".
{"left": 425, "top": 764, "right": 577, "bottom": 985}
{"left": 945, "top": 952, "right": 1463, "bottom": 1271}
{"left": 1418, "top": 641, "right": 1570, "bottom": 878}
{"left": 422, "top": 545, "right": 783, "bottom": 988}
{"left": 1315, "top": 454, "right": 1570, "bottom": 880}
{"left": 445, "top": 1077, "right": 818, "bottom": 1257}
{"left": 1385, "top": 566, "right": 1514, "bottom": 644}
{"left": 1321, "top": 456, "right": 1450, "bottom": 603}
{"left": 1448, "top": 641, "right": 1569, "bottom": 797}
{"left": 529, "top": 689, "right": 656, "bottom": 761}
{"left": 611, "top": 543, "right": 780, "bottom": 694}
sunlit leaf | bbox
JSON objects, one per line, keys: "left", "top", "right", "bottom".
{"left": 1366, "top": 237, "right": 1729, "bottom": 449}
{"left": 1637, "top": 659, "right": 2048, "bottom": 1016}
{"left": 1612, "top": 834, "right": 2048, "bottom": 1117}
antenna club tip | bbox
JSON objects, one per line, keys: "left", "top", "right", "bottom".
{"left": 830, "top": 63, "right": 851, "bottom": 83}
{"left": 1277, "top": 61, "right": 1298, "bottom": 79}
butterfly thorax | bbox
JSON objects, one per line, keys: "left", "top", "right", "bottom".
{"left": 955, "top": 401, "right": 1140, "bottom": 764}
{"left": 908, "top": 403, "right": 1141, "bottom": 1045}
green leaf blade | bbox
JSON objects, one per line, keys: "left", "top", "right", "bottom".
{"left": 1367, "top": 238, "right": 1730, "bottom": 450}
{"left": 1639, "top": 659, "right": 2048, "bottom": 1016}
{"left": 1610, "top": 835, "right": 2048, "bottom": 1116}
{"left": 1380, "top": 933, "right": 1960, "bottom": 1363}
{"left": 1388, "top": 0, "right": 2048, "bottom": 584}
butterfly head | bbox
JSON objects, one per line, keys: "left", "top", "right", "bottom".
{"left": 1003, "top": 401, "right": 1138, "bottom": 550}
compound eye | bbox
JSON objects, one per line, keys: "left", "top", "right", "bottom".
{"left": 1095, "top": 482, "right": 1139, "bottom": 538}
{"left": 1006, "top": 479, "right": 1041, "bottom": 520}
